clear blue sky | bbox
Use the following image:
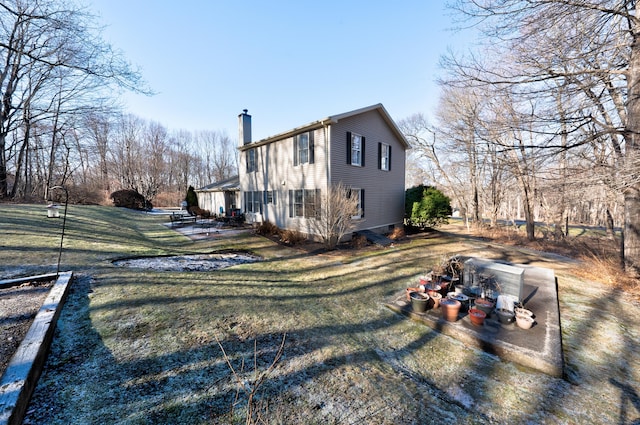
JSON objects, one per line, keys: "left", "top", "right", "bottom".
{"left": 88, "top": 0, "right": 470, "bottom": 141}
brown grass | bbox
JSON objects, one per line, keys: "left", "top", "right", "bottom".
{"left": 471, "top": 225, "right": 640, "bottom": 301}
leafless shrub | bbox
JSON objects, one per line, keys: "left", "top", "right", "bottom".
{"left": 215, "top": 334, "right": 287, "bottom": 425}
{"left": 388, "top": 226, "right": 406, "bottom": 241}
{"left": 312, "top": 182, "right": 361, "bottom": 250}
{"left": 351, "top": 233, "right": 368, "bottom": 249}
{"left": 279, "top": 229, "right": 307, "bottom": 245}
{"left": 256, "top": 221, "right": 280, "bottom": 237}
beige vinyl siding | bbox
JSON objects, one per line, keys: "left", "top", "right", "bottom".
{"left": 239, "top": 128, "right": 328, "bottom": 231}
{"left": 329, "top": 109, "right": 406, "bottom": 232}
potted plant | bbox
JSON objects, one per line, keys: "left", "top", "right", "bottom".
{"left": 440, "top": 298, "right": 461, "bottom": 321}
{"left": 515, "top": 304, "right": 535, "bottom": 329}
{"left": 468, "top": 308, "right": 486, "bottom": 326}
{"left": 474, "top": 297, "right": 495, "bottom": 316}
{"left": 448, "top": 292, "right": 470, "bottom": 312}
{"left": 516, "top": 314, "right": 535, "bottom": 329}
{"left": 496, "top": 308, "right": 515, "bottom": 324}
{"left": 429, "top": 291, "right": 442, "bottom": 308}
{"left": 405, "top": 286, "right": 423, "bottom": 302}
{"left": 410, "top": 291, "right": 430, "bottom": 313}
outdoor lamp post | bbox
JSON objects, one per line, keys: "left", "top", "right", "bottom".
{"left": 47, "top": 185, "right": 69, "bottom": 276}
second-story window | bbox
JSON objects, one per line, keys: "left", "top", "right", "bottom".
{"left": 379, "top": 143, "right": 391, "bottom": 171}
{"left": 246, "top": 148, "right": 256, "bottom": 173}
{"left": 347, "top": 132, "right": 365, "bottom": 167}
{"left": 294, "top": 131, "right": 314, "bottom": 166}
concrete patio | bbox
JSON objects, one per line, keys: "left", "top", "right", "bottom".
{"left": 385, "top": 261, "right": 564, "bottom": 377}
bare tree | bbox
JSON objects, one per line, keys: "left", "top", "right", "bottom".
{"left": 195, "top": 130, "right": 238, "bottom": 183}
{"left": 448, "top": 0, "right": 640, "bottom": 273}
{"left": 312, "top": 182, "right": 360, "bottom": 250}
{"left": 0, "top": 0, "right": 145, "bottom": 199}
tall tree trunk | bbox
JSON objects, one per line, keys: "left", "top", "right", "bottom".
{"left": 623, "top": 4, "right": 640, "bottom": 276}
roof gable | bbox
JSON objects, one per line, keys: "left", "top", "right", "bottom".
{"left": 239, "top": 104, "right": 410, "bottom": 150}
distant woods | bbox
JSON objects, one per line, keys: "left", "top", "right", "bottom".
{"left": 402, "top": 0, "right": 640, "bottom": 275}
{"left": 0, "top": 0, "right": 237, "bottom": 206}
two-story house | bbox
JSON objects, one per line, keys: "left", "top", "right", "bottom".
{"left": 238, "top": 103, "right": 409, "bottom": 239}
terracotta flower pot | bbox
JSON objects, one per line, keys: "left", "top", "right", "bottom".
{"left": 425, "top": 283, "right": 441, "bottom": 294}
{"left": 440, "top": 298, "right": 461, "bottom": 322}
{"left": 448, "top": 292, "right": 469, "bottom": 312}
{"left": 516, "top": 314, "right": 535, "bottom": 329}
{"left": 429, "top": 292, "right": 442, "bottom": 308}
{"left": 410, "top": 292, "right": 430, "bottom": 313}
{"left": 469, "top": 308, "right": 486, "bottom": 326}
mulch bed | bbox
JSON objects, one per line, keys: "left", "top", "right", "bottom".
{"left": 0, "top": 280, "right": 54, "bottom": 377}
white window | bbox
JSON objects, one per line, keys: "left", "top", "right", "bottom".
{"left": 350, "top": 188, "right": 364, "bottom": 219}
{"left": 289, "top": 189, "right": 321, "bottom": 218}
{"left": 379, "top": 143, "right": 390, "bottom": 171}
{"left": 265, "top": 190, "right": 276, "bottom": 205}
{"left": 245, "top": 191, "right": 262, "bottom": 213}
{"left": 294, "top": 190, "right": 304, "bottom": 217}
{"left": 299, "top": 133, "right": 309, "bottom": 164}
{"left": 351, "top": 133, "right": 362, "bottom": 166}
{"left": 294, "top": 132, "right": 314, "bottom": 165}
{"left": 246, "top": 148, "right": 256, "bottom": 173}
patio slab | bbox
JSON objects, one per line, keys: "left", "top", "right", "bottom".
{"left": 385, "top": 263, "right": 564, "bottom": 377}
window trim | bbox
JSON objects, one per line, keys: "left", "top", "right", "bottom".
{"left": 350, "top": 188, "right": 365, "bottom": 219}
{"left": 289, "top": 188, "right": 321, "bottom": 219}
{"left": 246, "top": 148, "right": 257, "bottom": 173}
{"left": 347, "top": 131, "right": 365, "bottom": 167}
{"left": 294, "top": 131, "right": 314, "bottom": 166}
{"left": 378, "top": 142, "right": 391, "bottom": 171}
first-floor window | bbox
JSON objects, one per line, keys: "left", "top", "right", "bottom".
{"left": 265, "top": 190, "right": 276, "bottom": 205}
{"left": 294, "top": 190, "right": 304, "bottom": 217}
{"left": 349, "top": 188, "right": 364, "bottom": 219}
{"left": 290, "top": 189, "right": 321, "bottom": 218}
{"left": 245, "top": 191, "right": 263, "bottom": 213}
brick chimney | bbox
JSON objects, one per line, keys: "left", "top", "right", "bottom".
{"left": 238, "top": 109, "right": 251, "bottom": 146}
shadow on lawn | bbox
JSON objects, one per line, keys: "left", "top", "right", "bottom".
{"left": 22, "top": 229, "right": 640, "bottom": 424}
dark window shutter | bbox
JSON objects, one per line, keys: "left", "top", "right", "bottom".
{"left": 273, "top": 191, "right": 277, "bottom": 205}
{"left": 289, "top": 190, "right": 293, "bottom": 217}
{"left": 361, "top": 137, "right": 365, "bottom": 167}
{"left": 378, "top": 143, "right": 382, "bottom": 170}
{"left": 259, "top": 191, "right": 263, "bottom": 214}
{"left": 293, "top": 136, "right": 299, "bottom": 166}
{"left": 309, "top": 131, "right": 315, "bottom": 164}
{"left": 360, "top": 189, "right": 365, "bottom": 218}
{"left": 346, "top": 131, "right": 352, "bottom": 164}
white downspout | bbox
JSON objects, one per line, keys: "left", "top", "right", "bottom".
{"left": 324, "top": 122, "right": 331, "bottom": 188}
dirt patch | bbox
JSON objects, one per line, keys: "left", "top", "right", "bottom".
{"left": 0, "top": 280, "right": 54, "bottom": 376}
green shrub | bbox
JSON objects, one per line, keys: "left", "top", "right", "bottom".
{"left": 109, "top": 189, "right": 153, "bottom": 210}
{"left": 185, "top": 186, "right": 198, "bottom": 208}
{"left": 405, "top": 185, "right": 451, "bottom": 228}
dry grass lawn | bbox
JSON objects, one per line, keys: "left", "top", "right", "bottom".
{"left": 1, "top": 205, "right": 638, "bottom": 424}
